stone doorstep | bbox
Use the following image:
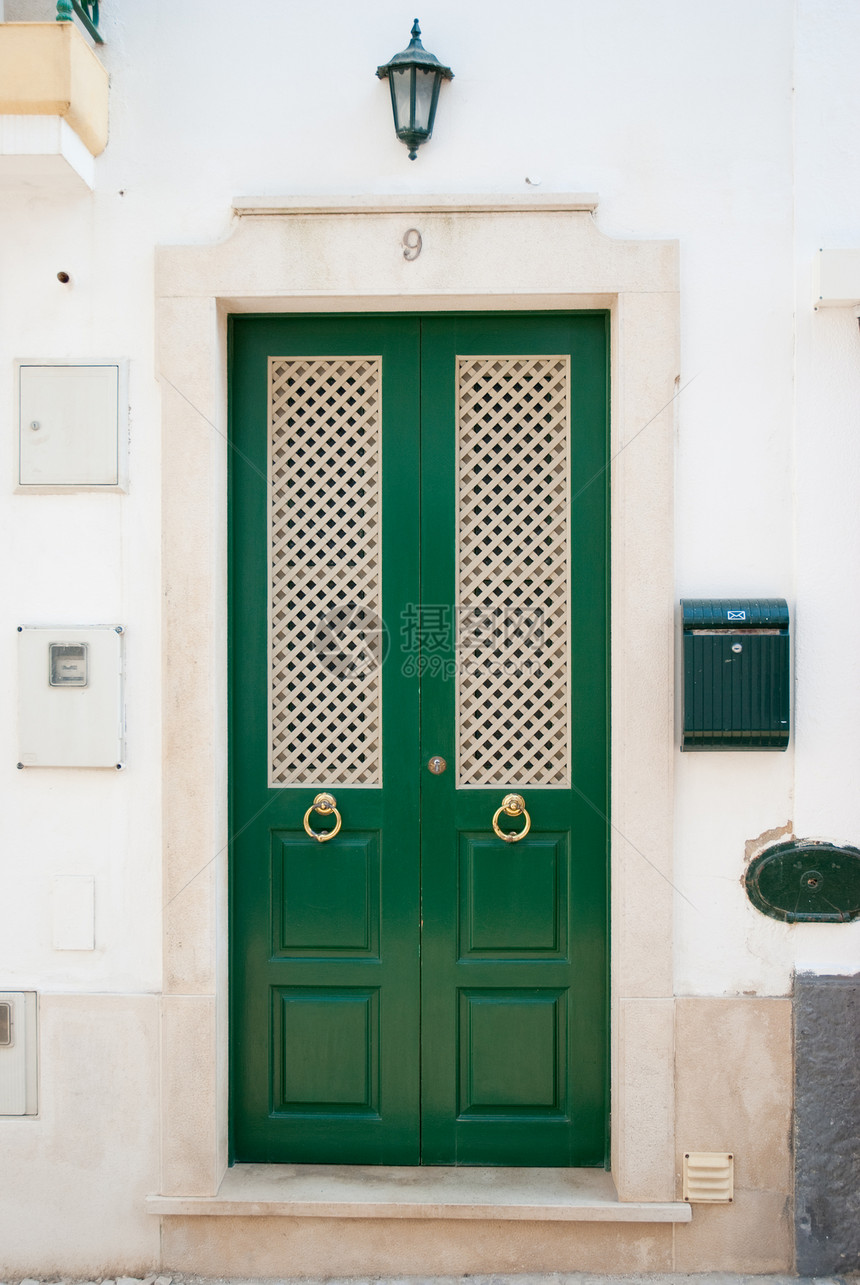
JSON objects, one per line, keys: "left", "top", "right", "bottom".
{"left": 146, "top": 1164, "right": 692, "bottom": 1223}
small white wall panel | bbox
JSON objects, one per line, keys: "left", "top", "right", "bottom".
{"left": 0, "top": 992, "right": 38, "bottom": 1116}
{"left": 52, "top": 876, "right": 95, "bottom": 950}
{"left": 17, "top": 362, "right": 124, "bottom": 488}
{"left": 814, "top": 249, "right": 860, "bottom": 307}
{"left": 18, "top": 625, "right": 125, "bottom": 768}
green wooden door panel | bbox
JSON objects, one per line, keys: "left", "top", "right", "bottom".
{"left": 230, "top": 315, "right": 421, "bottom": 1165}
{"left": 229, "top": 311, "right": 608, "bottom": 1167}
{"left": 418, "top": 314, "right": 608, "bottom": 1166}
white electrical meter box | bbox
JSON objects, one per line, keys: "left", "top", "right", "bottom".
{"left": 18, "top": 625, "right": 125, "bottom": 768}
{"left": 814, "top": 249, "right": 860, "bottom": 308}
{"left": 17, "top": 361, "right": 127, "bottom": 490}
{"left": 0, "top": 992, "right": 38, "bottom": 1116}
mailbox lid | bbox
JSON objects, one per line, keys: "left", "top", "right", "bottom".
{"left": 681, "top": 597, "right": 789, "bottom": 631}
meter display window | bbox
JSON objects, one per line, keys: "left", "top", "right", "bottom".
{"left": 49, "top": 643, "right": 88, "bottom": 688}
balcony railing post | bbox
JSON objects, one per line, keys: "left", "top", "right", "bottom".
{"left": 56, "top": 0, "right": 103, "bottom": 43}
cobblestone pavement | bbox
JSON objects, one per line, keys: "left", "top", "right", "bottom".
{"left": 1, "top": 1274, "right": 852, "bottom": 1285}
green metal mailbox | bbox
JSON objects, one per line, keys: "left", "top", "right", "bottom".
{"left": 681, "top": 598, "right": 790, "bottom": 750}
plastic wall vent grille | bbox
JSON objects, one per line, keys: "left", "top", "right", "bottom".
{"left": 683, "top": 1151, "right": 734, "bottom": 1202}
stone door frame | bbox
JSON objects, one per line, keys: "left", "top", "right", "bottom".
{"left": 155, "top": 195, "right": 679, "bottom": 1202}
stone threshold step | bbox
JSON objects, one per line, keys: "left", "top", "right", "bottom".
{"left": 147, "top": 1164, "right": 692, "bottom": 1223}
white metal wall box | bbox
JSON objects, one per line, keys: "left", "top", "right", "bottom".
{"left": 814, "top": 249, "right": 860, "bottom": 307}
{"left": 17, "top": 362, "right": 126, "bottom": 489}
{"left": 17, "top": 625, "right": 125, "bottom": 768}
{"left": 0, "top": 992, "right": 38, "bottom": 1116}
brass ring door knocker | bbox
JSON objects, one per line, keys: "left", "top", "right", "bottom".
{"left": 492, "top": 793, "right": 531, "bottom": 843}
{"left": 303, "top": 792, "right": 342, "bottom": 843}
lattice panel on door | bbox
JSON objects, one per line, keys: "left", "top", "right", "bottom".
{"left": 269, "top": 357, "right": 382, "bottom": 786}
{"left": 456, "top": 356, "right": 571, "bottom": 787}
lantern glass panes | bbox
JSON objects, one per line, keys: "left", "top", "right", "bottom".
{"left": 414, "top": 68, "right": 438, "bottom": 123}
{"left": 391, "top": 69, "right": 413, "bottom": 130}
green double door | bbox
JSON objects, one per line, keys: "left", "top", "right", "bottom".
{"left": 230, "top": 312, "right": 608, "bottom": 1166}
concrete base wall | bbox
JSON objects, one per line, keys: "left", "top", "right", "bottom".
{"left": 0, "top": 993, "right": 801, "bottom": 1276}
{"left": 674, "top": 997, "right": 794, "bottom": 1272}
{"left": 161, "top": 1205, "right": 794, "bottom": 1278}
{"left": 0, "top": 994, "right": 161, "bottom": 1278}
{"left": 156, "top": 996, "right": 795, "bottom": 1278}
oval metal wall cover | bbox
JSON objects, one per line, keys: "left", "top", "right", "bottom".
{"left": 745, "top": 840, "right": 860, "bottom": 923}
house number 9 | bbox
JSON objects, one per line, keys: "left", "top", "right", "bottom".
{"left": 403, "top": 228, "right": 422, "bottom": 261}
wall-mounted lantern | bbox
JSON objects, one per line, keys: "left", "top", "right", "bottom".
{"left": 376, "top": 20, "right": 453, "bottom": 160}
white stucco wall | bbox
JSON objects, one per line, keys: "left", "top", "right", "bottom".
{"left": 0, "top": 0, "right": 857, "bottom": 1019}
{"left": 793, "top": 0, "right": 860, "bottom": 974}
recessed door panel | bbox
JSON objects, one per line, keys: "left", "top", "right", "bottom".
{"left": 459, "top": 833, "right": 568, "bottom": 959}
{"left": 273, "top": 987, "right": 380, "bottom": 1117}
{"left": 458, "top": 989, "right": 567, "bottom": 1118}
{"left": 272, "top": 831, "right": 380, "bottom": 957}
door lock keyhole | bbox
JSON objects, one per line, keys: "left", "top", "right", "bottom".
{"left": 427, "top": 756, "right": 447, "bottom": 775}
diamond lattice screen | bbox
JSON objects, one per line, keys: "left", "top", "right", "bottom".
{"left": 456, "top": 356, "right": 571, "bottom": 787}
{"left": 269, "top": 357, "right": 382, "bottom": 786}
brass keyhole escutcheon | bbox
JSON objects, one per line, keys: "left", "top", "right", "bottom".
{"left": 428, "top": 756, "right": 447, "bottom": 775}
{"left": 303, "top": 792, "right": 343, "bottom": 843}
{"left": 492, "top": 793, "right": 531, "bottom": 843}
